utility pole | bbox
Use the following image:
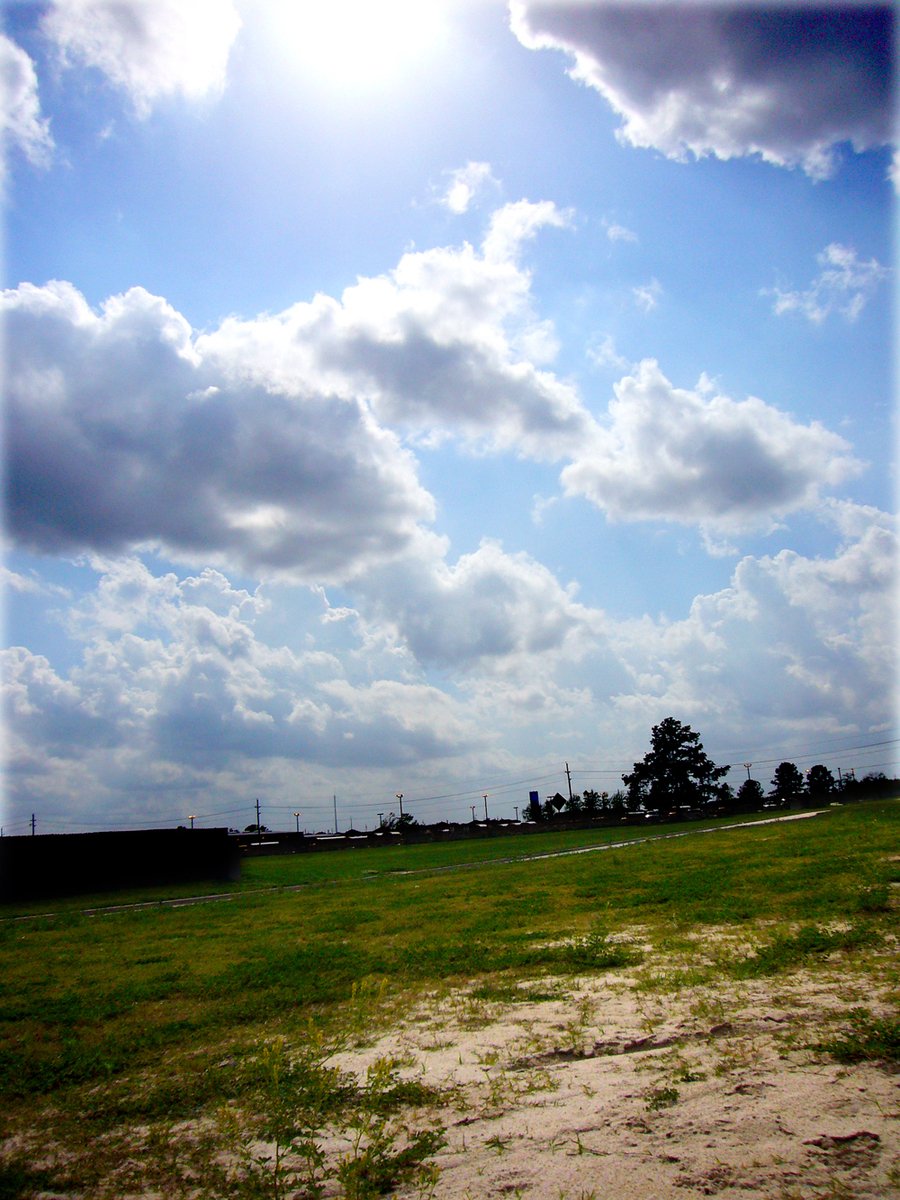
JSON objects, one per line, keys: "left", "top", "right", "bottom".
{"left": 333, "top": 793, "right": 338, "bottom": 834}
{"left": 565, "top": 762, "right": 573, "bottom": 804}
{"left": 483, "top": 793, "right": 489, "bottom": 820}
{"left": 31, "top": 813, "right": 36, "bottom": 836}
{"left": 255, "top": 798, "right": 261, "bottom": 842}
{"left": 377, "top": 812, "right": 384, "bottom": 828}
{"left": 514, "top": 806, "right": 519, "bottom": 821}
{"left": 470, "top": 804, "right": 476, "bottom": 822}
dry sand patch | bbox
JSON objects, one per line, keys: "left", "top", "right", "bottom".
{"left": 334, "top": 964, "right": 899, "bottom": 1199}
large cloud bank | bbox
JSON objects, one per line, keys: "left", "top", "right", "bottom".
{"left": 5, "top": 201, "right": 861, "bottom": 585}
{"left": 509, "top": 2, "right": 894, "bottom": 178}
{"left": 3, "top": 500, "right": 894, "bottom": 823}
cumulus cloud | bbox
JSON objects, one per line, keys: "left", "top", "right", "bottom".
{"left": 199, "top": 199, "right": 590, "bottom": 460}
{"left": 6, "top": 501, "right": 893, "bottom": 825}
{"left": 561, "top": 359, "right": 862, "bottom": 531}
{"left": 1, "top": 557, "right": 485, "bottom": 808}
{"left": 766, "top": 243, "right": 891, "bottom": 323}
{"left": 440, "top": 161, "right": 498, "bottom": 213}
{"left": 509, "top": 2, "right": 894, "bottom": 179}
{"left": 4, "top": 201, "right": 873, "bottom": 622}
{"left": 4, "top": 280, "right": 433, "bottom": 582}
{"left": 357, "top": 538, "right": 605, "bottom": 672}
{"left": 612, "top": 502, "right": 897, "bottom": 735}
{"left": 0, "top": 34, "right": 53, "bottom": 182}
{"left": 41, "top": 0, "right": 241, "bottom": 116}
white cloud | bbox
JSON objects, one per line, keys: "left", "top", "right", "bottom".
{"left": 356, "top": 538, "right": 605, "bottom": 673}
{"left": 199, "top": 199, "right": 589, "bottom": 461}
{"left": 5, "top": 205, "right": 871, "bottom": 593}
{"left": 0, "top": 34, "right": 53, "bottom": 183}
{"left": 41, "top": 0, "right": 241, "bottom": 116}
{"left": 604, "top": 219, "right": 637, "bottom": 243}
{"left": 561, "top": 359, "right": 863, "bottom": 532}
{"left": 632, "top": 278, "right": 661, "bottom": 312}
{"left": 3, "top": 280, "right": 433, "bottom": 583}
{"left": 441, "top": 161, "right": 498, "bottom": 213}
{"left": 766, "top": 243, "right": 891, "bottom": 324}
{"left": 1, "top": 557, "right": 486, "bottom": 798}
{"left": 481, "top": 197, "right": 572, "bottom": 263}
{"left": 509, "top": 2, "right": 894, "bottom": 179}
{"left": 3, "top": 500, "right": 895, "bottom": 826}
{"left": 587, "top": 332, "right": 631, "bottom": 372}
{"left": 612, "top": 502, "right": 897, "bottom": 737}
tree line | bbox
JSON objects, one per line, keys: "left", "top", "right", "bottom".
{"left": 527, "top": 717, "right": 896, "bottom": 821}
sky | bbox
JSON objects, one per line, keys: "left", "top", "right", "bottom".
{"left": 2, "top": 0, "right": 896, "bottom": 836}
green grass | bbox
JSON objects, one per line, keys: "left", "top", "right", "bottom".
{"left": 1, "top": 798, "right": 896, "bottom": 1197}
{"left": 0, "top": 805, "right": 822, "bottom": 918}
{"left": 814, "top": 1008, "right": 900, "bottom": 1064}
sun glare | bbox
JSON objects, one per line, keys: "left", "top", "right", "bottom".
{"left": 270, "top": 0, "right": 447, "bottom": 90}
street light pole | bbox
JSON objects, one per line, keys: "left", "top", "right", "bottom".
{"left": 470, "top": 805, "right": 476, "bottom": 822}
{"left": 743, "top": 762, "right": 752, "bottom": 781}
{"left": 483, "top": 793, "right": 489, "bottom": 820}
{"left": 188, "top": 814, "right": 196, "bottom": 829}
{"left": 293, "top": 811, "right": 301, "bottom": 833}
{"left": 396, "top": 793, "right": 404, "bottom": 819}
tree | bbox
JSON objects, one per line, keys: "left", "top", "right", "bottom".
{"left": 806, "top": 764, "right": 835, "bottom": 800}
{"left": 381, "top": 811, "right": 417, "bottom": 831}
{"left": 623, "top": 718, "right": 729, "bottom": 811}
{"left": 769, "top": 762, "right": 805, "bottom": 807}
{"left": 582, "top": 789, "right": 601, "bottom": 816}
{"left": 735, "top": 778, "right": 765, "bottom": 812}
{"left": 608, "top": 790, "right": 627, "bottom": 816}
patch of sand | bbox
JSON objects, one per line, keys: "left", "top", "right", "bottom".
{"left": 334, "top": 963, "right": 899, "bottom": 1199}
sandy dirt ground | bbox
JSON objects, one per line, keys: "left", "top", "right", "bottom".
{"left": 334, "top": 948, "right": 899, "bottom": 1200}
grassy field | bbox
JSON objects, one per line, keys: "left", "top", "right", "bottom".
{"left": 1, "top": 800, "right": 897, "bottom": 1198}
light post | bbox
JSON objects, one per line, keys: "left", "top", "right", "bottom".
{"left": 483, "top": 793, "right": 489, "bottom": 820}
{"left": 377, "top": 811, "right": 384, "bottom": 828}
{"left": 293, "top": 811, "right": 301, "bottom": 833}
{"left": 470, "top": 804, "right": 476, "bottom": 822}
{"left": 743, "top": 762, "right": 752, "bottom": 782}
{"left": 395, "top": 793, "right": 404, "bottom": 819}
{"left": 188, "top": 814, "right": 196, "bottom": 829}
{"left": 514, "top": 805, "right": 519, "bottom": 821}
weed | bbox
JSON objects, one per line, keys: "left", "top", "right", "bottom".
{"left": 730, "top": 923, "right": 881, "bottom": 979}
{"left": 0, "top": 1157, "right": 61, "bottom": 1200}
{"left": 673, "top": 1060, "right": 706, "bottom": 1083}
{"left": 854, "top": 884, "right": 891, "bottom": 913}
{"left": 813, "top": 1008, "right": 900, "bottom": 1064}
{"left": 645, "top": 1084, "right": 679, "bottom": 1110}
{"left": 557, "top": 928, "right": 641, "bottom": 971}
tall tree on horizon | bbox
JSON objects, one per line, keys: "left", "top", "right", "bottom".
{"left": 623, "top": 717, "right": 729, "bottom": 811}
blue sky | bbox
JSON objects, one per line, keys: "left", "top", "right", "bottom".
{"left": 2, "top": 0, "right": 896, "bottom": 835}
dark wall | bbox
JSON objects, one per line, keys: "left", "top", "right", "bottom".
{"left": 0, "top": 828, "right": 241, "bottom": 903}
